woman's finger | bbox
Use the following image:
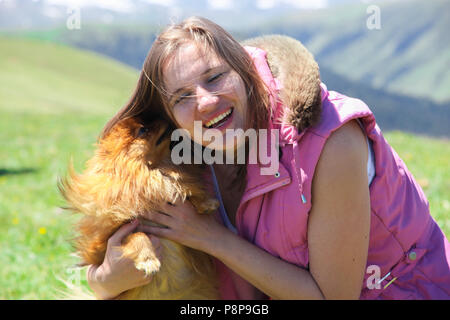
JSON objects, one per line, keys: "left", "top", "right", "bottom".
{"left": 107, "top": 219, "right": 139, "bottom": 247}
{"left": 138, "top": 224, "right": 172, "bottom": 239}
{"left": 148, "top": 235, "right": 163, "bottom": 259}
{"left": 142, "top": 210, "right": 173, "bottom": 225}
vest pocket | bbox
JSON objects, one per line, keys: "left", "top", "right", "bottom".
{"left": 390, "top": 247, "right": 427, "bottom": 280}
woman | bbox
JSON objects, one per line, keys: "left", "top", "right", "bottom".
{"left": 87, "top": 16, "right": 450, "bottom": 300}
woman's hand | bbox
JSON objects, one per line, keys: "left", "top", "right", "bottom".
{"left": 138, "top": 200, "right": 227, "bottom": 254}
{"left": 87, "top": 220, "right": 162, "bottom": 299}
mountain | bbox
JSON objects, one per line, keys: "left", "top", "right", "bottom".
{"left": 3, "top": 0, "right": 448, "bottom": 104}
{"left": 0, "top": 0, "right": 330, "bottom": 31}
{"left": 251, "top": 0, "right": 450, "bottom": 103}
{"left": 320, "top": 68, "right": 450, "bottom": 137}
{"left": 1, "top": 0, "right": 449, "bottom": 136}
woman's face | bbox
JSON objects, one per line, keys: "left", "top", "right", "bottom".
{"left": 163, "top": 41, "right": 248, "bottom": 151}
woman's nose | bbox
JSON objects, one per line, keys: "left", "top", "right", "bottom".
{"left": 196, "top": 86, "right": 219, "bottom": 112}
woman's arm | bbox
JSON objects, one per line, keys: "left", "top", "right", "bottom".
{"left": 142, "top": 207, "right": 325, "bottom": 299}
{"left": 208, "top": 224, "right": 326, "bottom": 299}
{"left": 307, "top": 120, "right": 371, "bottom": 299}
{"left": 141, "top": 120, "right": 370, "bottom": 299}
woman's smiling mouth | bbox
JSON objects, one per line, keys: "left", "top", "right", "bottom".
{"left": 204, "top": 108, "right": 233, "bottom": 129}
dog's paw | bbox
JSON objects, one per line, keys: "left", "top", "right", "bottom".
{"left": 135, "top": 257, "right": 161, "bottom": 276}
{"left": 122, "top": 232, "right": 162, "bottom": 276}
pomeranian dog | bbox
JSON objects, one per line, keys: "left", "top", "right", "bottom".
{"left": 59, "top": 117, "right": 219, "bottom": 299}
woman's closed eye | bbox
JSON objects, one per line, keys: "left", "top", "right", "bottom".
{"left": 174, "top": 91, "right": 194, "bottom": 105}
{"left": 172, "top": 71, "right": 227, "bottom": 106}
{"left": 207, "top": 72, "right": 225, "bottom": 83}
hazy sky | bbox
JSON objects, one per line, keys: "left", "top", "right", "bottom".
{"left": 40, "top": 0, "right": 331, "bottom": 12}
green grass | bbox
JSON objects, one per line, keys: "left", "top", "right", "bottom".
{"left": 0, "top": 36, "right": 448, "bottom": 299}
{"left": 383, "top": 131, "right": 450, "bottom": 234}
{"left": 0, "top": 111, "right": 107, "bottom": 299}
{"left": 0, "top": 36, "right": 139, "bottom": 299}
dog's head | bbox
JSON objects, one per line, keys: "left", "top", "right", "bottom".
{"left": 99, "top": 117, "right": 172, "bottom": 167}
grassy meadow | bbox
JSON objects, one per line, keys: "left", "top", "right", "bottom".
{"left": 0, "top": 37, "right": 449, "bottom": 299}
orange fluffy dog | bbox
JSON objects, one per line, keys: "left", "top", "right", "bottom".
{"left": 59, "top": 117, "right": 219, "bottom": 299}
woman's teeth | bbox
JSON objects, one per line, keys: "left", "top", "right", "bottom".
{"left": 205, "top": 108, "right": 233, "bottom": 128}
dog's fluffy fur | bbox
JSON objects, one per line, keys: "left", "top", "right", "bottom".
{"left": 59, "top": 118, "right": 220, "bottom": 299}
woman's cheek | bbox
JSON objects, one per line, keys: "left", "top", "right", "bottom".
{"left": 173, "top": 106, "right": 193, "bottom": 130}
{"left": 172, "top": 106, "right": 202, "bottom": 146}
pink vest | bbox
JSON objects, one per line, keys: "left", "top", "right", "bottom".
{"left": 215, "top": 47, "right": 450, "bottom": 299}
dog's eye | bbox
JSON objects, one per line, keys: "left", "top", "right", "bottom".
{"left": 136, "top": 126, "right": 148, "bottom": 138}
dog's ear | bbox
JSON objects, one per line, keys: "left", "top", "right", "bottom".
{"left": 116, "top": 117, "right": 149, "bottom": 140}
{"left": 141, "top": 119, "right": 172, "bottom": 143}
{"left": 109, "top": 117, "right": 142, "bottom": 138}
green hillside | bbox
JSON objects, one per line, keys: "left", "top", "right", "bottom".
{"left": 10, "top": 0, "right": 449, "bottom": 137}
{"left": 0, "top": 35, "right": 138, "bottom": 115}
{"left": 0, "top": 37, "right": 448, "bottom": 299}
{"left": 0, "top": 36, "right": 140, "bottom": 299}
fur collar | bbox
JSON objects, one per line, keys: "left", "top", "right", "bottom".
{"left": 241, "top": 35, "right": 322, "bottom": 132}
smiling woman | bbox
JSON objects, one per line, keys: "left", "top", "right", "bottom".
{"left": 162, "top": 42, "right": 247, "bottom": 150}
{"left": 87, "top": 16, "right": 450, "bottom": 300}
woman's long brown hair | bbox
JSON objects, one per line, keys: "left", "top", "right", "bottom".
{"left": 101, "top": 16, "right": 270, "bottom": 139}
